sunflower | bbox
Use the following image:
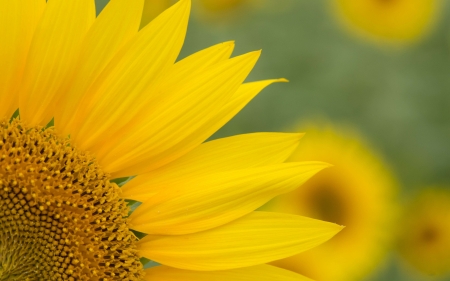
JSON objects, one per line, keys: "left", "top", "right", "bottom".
{"left": 332, "top": 0, "right": 440, "bottom": 44}
{"left": 0, "top": 0, "right": 343, "bottom": 280}
{"left": 398, "top": 188, "right": 450, "bottom": 276}
{"left": 267, "top": 123, "right": 397, "bottom": 281}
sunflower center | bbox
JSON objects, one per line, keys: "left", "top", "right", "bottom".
{"left": 309, "top": 186, "right": 346, "bottom": 225}
{"left": 420, "top": 225, "right": 439, "bottom": 245}
{"left": 0, "top": 119, "right": 143, "bottom": 281}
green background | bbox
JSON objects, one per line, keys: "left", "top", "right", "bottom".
{"left": 95, "top": 1, "right": 450, "bottom": 280}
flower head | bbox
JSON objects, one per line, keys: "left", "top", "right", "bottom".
{"left": 0, "top": 0, "right": 342, "bottom": 280}
{"left": 268, "top": 123, "right": 397, "bottom": 281}
{"left": 333, "top": 0, "right": 440, "bottom": 45}
{"left": 398, "top": 188, "right": 450, "bottom": 276}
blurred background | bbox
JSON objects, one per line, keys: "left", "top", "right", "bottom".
{"left": 95, "top": 0, "right": 450, "bottom": 280}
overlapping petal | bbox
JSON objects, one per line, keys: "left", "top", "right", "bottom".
{"left": 145, "top": 264, "right": 313, "bottom": 281}
{"left": 94, "top": 50, "right": 261, "bottom": 177}
{"left": 0, "top": 0, "right": 45, "bottom": 118}
{"left": 66, "top": 0, "right": 190, "bottom": 148}
{"left": 169, "top": 78, "right": 288, "bottom": 160}
{"left": 158, "top": 40, "right": 235, "bottom": 89}
{"left": 138, "top": 211, "right": 343, "bottom": 270}
{"left": 19, "top": 0, "right": 95, "bottom": 125}
{"left": 122, "top": 132, "right": 304, "bottom": 201}
{"left": 129, "top": 162, "right": 329, "bottom": 235}
{"left": 55, "top": 0, "right": 144, "bottom": 134}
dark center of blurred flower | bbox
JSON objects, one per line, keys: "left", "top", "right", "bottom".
{"left": 309, "top": 186, "right": 347, "bottom": 225}
{"left": 420, "top": 225, "right": 439, "bottom": 245}
{"left": 375, "top": 0, "right": 395, "bottom": 4}
{"left": 0, "top": 119, "right": 143, "bottom": 281}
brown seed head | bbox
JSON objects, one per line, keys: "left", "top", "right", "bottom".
{"left": 0, "top": 119, "right": 143, "bottom": 281}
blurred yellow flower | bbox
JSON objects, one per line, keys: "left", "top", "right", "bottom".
{"left": 195, "top": 0, "right": 273, "bottom": 23}
{"left": 198, "top": 0, "right": 246, "bottom": 12}
{"left": 268, "top": 124, "right": 397, "bottom": 281}
{"left": 398, "top": 188, "right": 450, "bottom": 276}
{"left": 141, "top": 0, "right": 263, "bottom": 25}
{"left": 333, "top": 0, "right": 440, "bottom": 44}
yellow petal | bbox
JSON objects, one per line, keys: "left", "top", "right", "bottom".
{"left": 65, "top": 39, "right": 232, "bottom": 152}
{"left": 160, "top": 40, "right": 235, "bottom": 90}
{"left": 122, "top": 132, "right": 304, "bottom": 201}
{"left": 147, "top": 78, "right": 287, "bottom": 165}
{"left": 130, "top": 162, "right": 329, "bottom": 235}
{"left": 55, "top": 0, "right": 144, "bottom": 135}
{"left": 79, "top": 40, "right": 233, "bottom": 164}
{"left": 138, "top": 211, "right": 343, "bottom": 270}
{"left": 0, "top": 0, "right": 45, "bottom": 118}
{"left": 91, "top": 40, "right": 233, "bottom": 152}
{"left": 227, "top": 79, "right": 288, "bottom": 114}
{"left": 19, "top": 0, "right": 95, "bottom": 126}
{"left": 96, "top": 51, "right": 260, "bottom": 177}
{"left": 68, "top": 0, "right": 190, "bottom": 146}
{"left": 144, "top": 264, "right": 313, "bottom": 281}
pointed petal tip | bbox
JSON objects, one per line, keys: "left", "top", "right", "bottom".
{"left": 222, "top": 40, "right": 235, "bottom": 46}
{"left": 243, "top": 49, "right": 261, "bottom": 60}
{"left": 174, "top": 0, "right": 191, "bottom": 14}
{"left": 279, "top": 132, "right": 305, "bottom": 142}
{"left": 253, "top": 49, "right": 262, "bottom": 56}
{"left": 303, "top": 163, "right": 331, "bottom": 183}
{"left": 292, "top": 160, "right": 333, "bottom": 179}
{"left": 311, "top": 217, "right": 345, "bottom": 240}
{"left": 302, "top": 161, "right": 333, "bottom": 170}
{"left": 325, "top": 219, "right": 346, "bottom": 230}
{"left": 220, "top": 40, "right": 235, "bottom": 51}
{"left": 320, "top": 161, "right": 333, "bottom": 168}
{"left": 231, "top": 50, "right": 261, "bottom": 67}
{"left": 322, "top": 222, "right": 345, "bottom": 241}
{"left": 288, "top": 133, "right": 305, "bottom": 149}
{"left": 262, "top": 78, "right": 288, "bottom": 85}
{"left": 294, "top": 132, "right": 305, "bottom": 140}
{"left": 297, "top": 133, "right": 306, "bottom": 140}
{"left": 333, "top": 223, "right": 345, "bottom": 234}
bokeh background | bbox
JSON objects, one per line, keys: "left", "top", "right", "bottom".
{"left": 95, "top": 0, "right": 450, "bottom": 280}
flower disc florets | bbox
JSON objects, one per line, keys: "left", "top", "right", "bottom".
{"left": 0, "top": 119, "right": 143, "bottom": 281}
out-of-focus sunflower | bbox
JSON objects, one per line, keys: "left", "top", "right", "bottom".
{"left": 398, "top": 188, "right": 450, "bottom": 276}
{"left": 0, "top": 0, "right": 343, "bottom": 280}
{"left": 268, "top": 123, "right": 397, "bottom": 281}
{"left": 141, "top": 0, "right": 266, "bottom": 25}
{"left": 332, "top": 0, "right": 440, "bottom": 45}
{"left": 198, "top": 0, "right": 247, "bottom": 12}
